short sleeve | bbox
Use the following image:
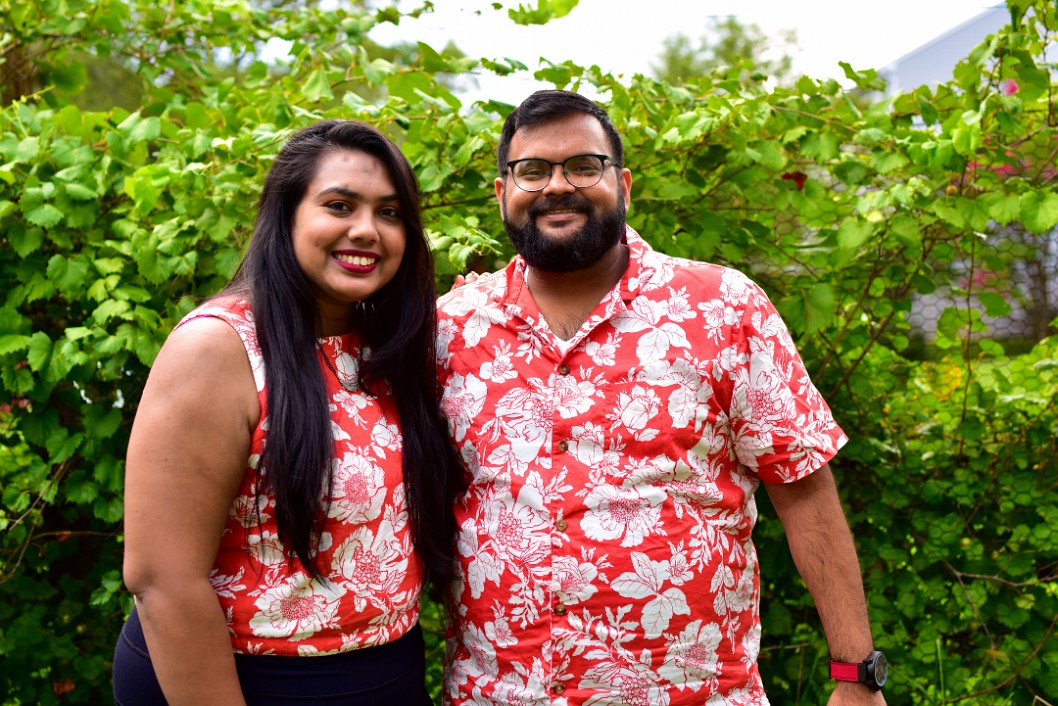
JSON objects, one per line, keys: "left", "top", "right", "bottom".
{"left": 725, "top": 278, "right": 847, "bottom": 484}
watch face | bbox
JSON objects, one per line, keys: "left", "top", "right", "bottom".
{"left": 870, "top": 652, "right": 889, "bottom": 687}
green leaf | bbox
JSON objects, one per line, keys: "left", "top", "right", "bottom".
{"left": 872, "top": 151, "right": 909, "bottom": 174}
{"left": 26, "top": 332, "right": 52, "bottom": 372}
{"left": 15, "top": 137, "right": 40, "bottom": 163}
{"left": 130, "top": 116, "right": 161, "bottom": 143}
{"left": 803, "top": 283, "right": 836, "bottom": 333}
{"left": 978, "top": 292, "right": 1012, "bottom": 318}
{"left": 1020, "top": 192, "right": 1058, "bottom": 234}
{"left": 25, "top": 204, "right": 64, "bottom": 228}
{"left": 837, "top": 218, "right": 873, "bottom": 250}
{"left": 46, "top": 254, "right": 92, "bottom": 295}
{"left": 302, "top": 67, "right": 334, "bottom": 102}
{"left": 508, "top": 0, "right": 579, "bottom": 25}
{"left": 64, "top": 182, "right": 98, "bottom": 200}
{"left": 453, "top": 135, "right": 486, "bottom": 169}
{"left": 92, "top": 299, "right": 132, "bottom": 324}
{"left": 746, "top": 140, "right": 785, "bottom": 170}
{"left": 801, "top": 132, "right": 840, "bottom": 161}
{"left": 84, "top": 404, "right": 122, "bottom": 441}
{"left": 979, "top": 192, "right": 1021, "bottom": 226}
{"left": 0, "top": 335, "right": 32, "bottom": 355}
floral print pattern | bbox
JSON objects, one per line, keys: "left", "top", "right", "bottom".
{"left": 180, "top": 297, "right": 421, "bottom": 656}
{"left": 436, "top": 228, "right": 845, "bottom": 704}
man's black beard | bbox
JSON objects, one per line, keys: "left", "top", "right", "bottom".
{"left": 502, "top": 191, "right": 626, "bottom": 273}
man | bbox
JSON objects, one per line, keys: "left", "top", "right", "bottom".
{"left": 436, "top": 89, "right": 887, "bottom": 705}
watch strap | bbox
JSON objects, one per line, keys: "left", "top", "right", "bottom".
{"left": 829, "top": 659, "right": 863, "bottom": 682}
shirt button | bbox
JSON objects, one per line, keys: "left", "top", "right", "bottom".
{"left": 558, "top": 364, "right": 570, "bottom": 375}
{"left": 555, "top": 519, "right": 568, "bottom": 531}
{"left": 552, "top": 683, "right": 566, "bottom": 695}
{"left": 553, "top": 603, "right": 567, "bottom": 616}
{"left": 557, "top": 440, "right": 568, "bottom": 453}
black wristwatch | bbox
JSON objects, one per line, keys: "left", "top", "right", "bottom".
{"left": 829, "top": 650, "right": 888, "bottom": 690}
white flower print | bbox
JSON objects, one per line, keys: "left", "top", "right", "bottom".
{"left": 752, "top": 309, "right": 796, "bottom": 355}
{"left": 570, "top": 421, "right": 606, "bottom": 467}
{"left": 582, "top": 484, "right": 664, "bottom": 547}
{"left": 481, "top": 340, "right": 519, "bottom": 383}
{"left": 327, "top": 450, "right": 387, "bottom": 524}
{"left": 719, "top": 269, "right": 753, "bottom": 306}
{"left": 483, "top": 600, "right": 518, "bottom": 648}
{"left": 209, "top": 567, "right": 246, "bottom": 599}
{"left": 485, "top": 494, "right": 551, "bottom": 566}
{"left": 611, "top": 551, "right": 690, "bottom": 639}
{"left": 667, "top": 543, "right": 694, "bottom": 586}
{"left": 453, "top": 621, "right": 500, "bottom": 683}
{"left": 581, "top": 662, "right": 669, "bottom": 706}
{"left": 248, "top": 576, "right": 340, "bottom": 640}
{"left": 610, "top": 386, "right": 662, "bottom": 432}
{"left": 664, "top": 286, "right": 696, "bottom": 322}
{"left": 229, "top": 493, "right": 270, "bottom": 528}
{"left": 369, "top": 416, "right": 401, "bottom": 457}
{"left": 636, "top": 358, "right": 714, "bottom": 430}
{"left": 246, "top": 530, "right": 285, "bottom": 568}
{"left": 333, "top": 388, "right": 370, "bottom": 428}
{"left": 553, "top": 374, "right": 597, "bottom": 418}
{"left": 493, "top": 383, "right": 552, "bottom": 463}
{"left": 658, "top": 619, "right": 723, "bottom": 691}
{"left": 436, "top": 318, "right": 458, "bottom": 361}
{"left": 611, "top": 297, "right": 692, "bottom": 365}
{"left": 441, "top": 372, "right": 488, "bottom": 443}
{"left": 440, "top": 285, "right": 507, "bottom": 348}
{"left": 698, "top": 298, "right": 740, "bottom": 344}
{"left": 332, "top": 523, "right": 410, "bottom": 607}
{"left": 551, "top": 555, "right": 599, "bottom": 605}
{"left": 584, "top": 333, "right": 618, "bottom": 366}
{"left": 179, "top": 298, "right": 424, "bottom": 661}
{"left": 327, "top": 401, "right": 352, "bottom": 443}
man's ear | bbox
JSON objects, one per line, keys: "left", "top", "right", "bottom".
{"left": 620, "top": 167, "right": 632, "bottom": 209}
{"left": 494, "top": 176, "right": 506, "bottom": 210}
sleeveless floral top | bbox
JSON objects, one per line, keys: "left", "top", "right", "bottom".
{"left": 177, "top": 296, "right": 422, "bottom": 656}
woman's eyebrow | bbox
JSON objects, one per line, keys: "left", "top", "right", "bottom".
{"left": 316, "top": 185, "right": 399, "bottom": 202}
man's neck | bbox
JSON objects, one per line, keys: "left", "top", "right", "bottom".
{"left": 525, "top": 243, "right": 629, "bottom": 341}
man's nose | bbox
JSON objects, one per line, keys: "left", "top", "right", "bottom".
{"left": 541, "top": 163, "right": 576, "bottom": 195}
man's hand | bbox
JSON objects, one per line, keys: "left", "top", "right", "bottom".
{"left": 827, "top": 681, "right": 887, "bottom": 705}
{"left": 451, "top": 271, "right": 482, "bottom": 290}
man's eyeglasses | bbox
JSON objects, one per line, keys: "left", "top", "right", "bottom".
{"left": 505, "top": 154, "right": 615, "bottom": 192}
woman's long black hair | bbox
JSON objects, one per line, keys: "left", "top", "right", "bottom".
{"left": 222, "top": 120, "right": 462, "bottom": 585}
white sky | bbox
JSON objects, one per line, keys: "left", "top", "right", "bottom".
{"left": 371, "top": 0, "right": 1003, "bottom": 104}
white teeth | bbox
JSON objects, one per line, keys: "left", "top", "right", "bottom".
{"left": 543, "top": 209, "right": 579, "bottom": 215}
{"left": 335, "top": 254, "right": 376, "bottom": 266}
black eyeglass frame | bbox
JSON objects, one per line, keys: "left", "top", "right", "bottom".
{"left": 504, "top": 154, "right": 617, "bottom": 192}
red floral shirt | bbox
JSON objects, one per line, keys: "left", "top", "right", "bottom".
{"left": 178, "top": 297, "right": 422, "bottom": 656}
{"left": 436, "top": 228, "right": 846, "bottom": 705}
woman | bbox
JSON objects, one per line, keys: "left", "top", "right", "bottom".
{"left": 114, "top": 121, "right": 461, "bottom": 705}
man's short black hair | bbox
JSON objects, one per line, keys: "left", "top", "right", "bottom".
{"left": 496, "top": 89, "right": 624, "bottom": 175}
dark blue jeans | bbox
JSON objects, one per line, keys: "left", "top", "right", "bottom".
{"left": 113, "top": 605, "right": 433, "bottom": 705}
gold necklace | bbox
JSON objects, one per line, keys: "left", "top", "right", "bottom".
{"left": 317, "top": 341, "right": 359, "bottom": 392}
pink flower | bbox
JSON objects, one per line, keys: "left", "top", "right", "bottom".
{"left": 1000, "top": 79, "right": 1019, "bottom": 96}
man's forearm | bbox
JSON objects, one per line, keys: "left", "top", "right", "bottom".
{"left": 765, "top": 464, "right": 875, "bottom": 661}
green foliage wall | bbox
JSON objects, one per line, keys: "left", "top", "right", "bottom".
{"left": 2, "top": 0, "right": 1056, "bottom": 703}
